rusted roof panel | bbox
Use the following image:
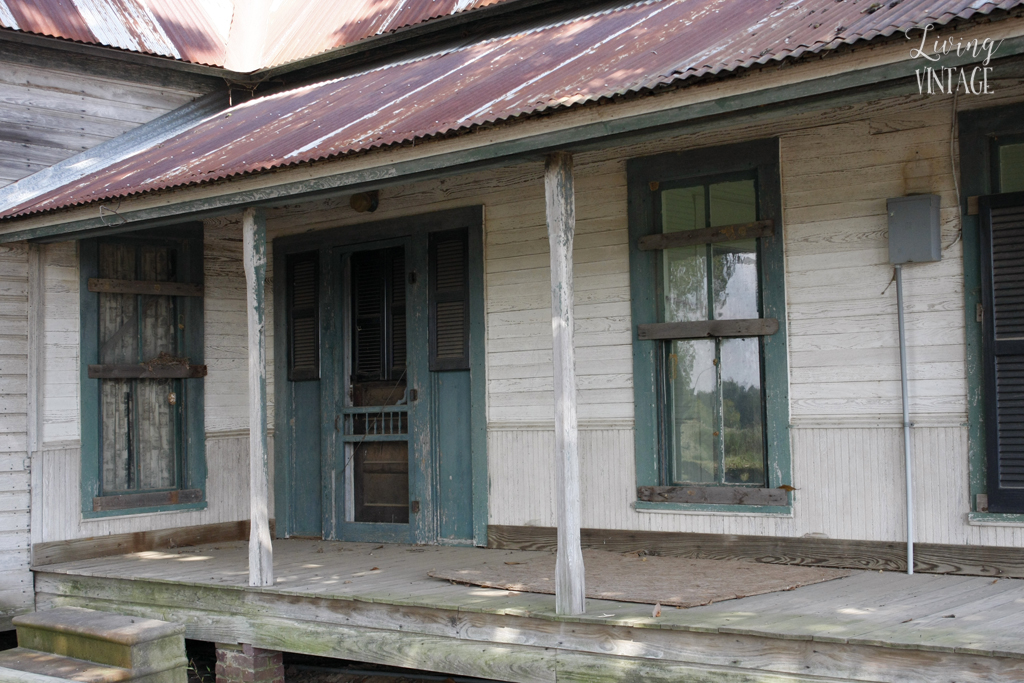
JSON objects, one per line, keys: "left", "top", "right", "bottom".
{"left": 6, "top": 0, "right": 1022, "bottom": 218}
{"left": 0, "top": 0, "right": 232, "bottom": 65}
{"left": 263, "top": 0, "right": 509, "bottom": 69}
{"left": 0, "top": 0, "right": 516, "bottom": 68}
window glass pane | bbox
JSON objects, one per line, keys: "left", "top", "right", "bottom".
{"left": 667, "top": 339, "right": 716, "bottom": 484}
{"left": 662, "top": 186, "right": 707, "bottom": 322}
{"left": 712, "top": 240, "right": 759, "bottom": 319}
{"left": 709, "top": 179, "right": 756, "bottom": 227}
{"left": 721, "top": 337, "right": 765, "bottom": 485}
{"left": 662, "top": 185, "right": 705, "bottom": 232}
{"left": 1000, "top": 142, "right": 1024, "bottom": 193}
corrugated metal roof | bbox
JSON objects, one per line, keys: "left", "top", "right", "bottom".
{"left": 0, "top": 0, "right": 233, "bottom": 66}
{"left": 6, "top": 0, "right": 1022, "bottom": 219}
{"left": 0, "top": 0, "right": 515, "bottom": 68}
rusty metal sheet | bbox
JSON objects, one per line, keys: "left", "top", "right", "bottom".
{"left": 0, "top": 0, "right": 232, "bottom": 66}
{"left": 0, "top": 0, "right": 515, "bottom": 68}
{"left": 5, "top": 0, "right": 1022, "bottom": 218}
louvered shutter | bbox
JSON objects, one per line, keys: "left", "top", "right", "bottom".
{"left": 429, "top": 229, "right": 470, "bottom": 371}
{"left": 287, "top": 252, "right": 319, "bottom": 381}
{"left": 982, "top": 201, "right": 1024, "bottom": 512}
{"left": 351, "top": 250, "right": 385, "bottom": 382}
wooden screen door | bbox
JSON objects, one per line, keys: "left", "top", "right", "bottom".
{"left": 327, "top": 239, "right": 426, "bottom": 544}
{"left": 320, "top": 223, "right": 478, "bottom": 545}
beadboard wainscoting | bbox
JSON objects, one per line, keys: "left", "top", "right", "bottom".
{"left": 35, "top": 434, "right": 263, "bottom": 544}
{"left": 489, "top": 420, "right": 1024, "bottom": 547}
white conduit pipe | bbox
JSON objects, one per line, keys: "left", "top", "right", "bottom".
{"left": 895, "top": 264, "right": 914, "bottom": 575}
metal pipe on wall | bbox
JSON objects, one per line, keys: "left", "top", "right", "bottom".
{"left": 895, "top": 264, "right": 914, "bottom": 575}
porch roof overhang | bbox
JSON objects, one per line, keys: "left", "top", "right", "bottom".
{"left": 1, "top": 0, "right": 1023, "bottom": 244}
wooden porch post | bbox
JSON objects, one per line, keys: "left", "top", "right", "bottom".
{"left": 545, "top": 151, "right": 585, "bottom": 615}
{"left": 243, "top": 207, "right": 273, "bottom": 587}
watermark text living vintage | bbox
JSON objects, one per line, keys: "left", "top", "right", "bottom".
{"left": 906, "top": 24, "right": 1003, "bottom": 95}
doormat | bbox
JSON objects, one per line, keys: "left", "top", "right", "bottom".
{"left": 429, "top": 549, "right": 850, "bottom": 608}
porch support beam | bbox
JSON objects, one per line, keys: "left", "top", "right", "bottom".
{"left": 545, "top": 151, "right": 585, "bottom": 615}
{"left": 243, "top": 207, "right": 273, "bottom": 587}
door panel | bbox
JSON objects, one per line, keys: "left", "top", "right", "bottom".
{"left": 436, "top": 370, "right": 473, "bottom": 541}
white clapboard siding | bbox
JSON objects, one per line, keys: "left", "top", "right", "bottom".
{"left": 38, "top": 80, "right": 1024, "bottom": 547}
{"left": 0, "top": 56, "right": 205, "bottom": 187}
{"left": 0, "top": 241, "right": 30, "bottom": 620}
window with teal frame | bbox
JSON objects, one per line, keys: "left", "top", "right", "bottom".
{"left": 628, "top": 139, "right": 792, "bottom": 512}
{"left": 960, "top": 103, "right": 1024, "bottom": 520}
{"left": 80, "top": 225, "right": 206, "bottom": 517}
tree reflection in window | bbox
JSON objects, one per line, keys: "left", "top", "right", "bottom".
{"left": 659, "top": 179, "right": 766, "bottom": 486}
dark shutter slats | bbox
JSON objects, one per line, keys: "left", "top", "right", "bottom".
{"left": 287, "top": 252, "right": 319, "bottom": 381}
{"left": 350, "top": 247, "right": 406, "bottom": 382}
{"left": 352, "top": 250, "right": 384, "bottom": 382}
{"left": 986, "top": 204, "right": 1024, "bottom": 507}
{"left": 390, "top": 248, "right": 407, "bottom": 375}
{"left": 429, "top": 229, "right": 470, "bottom": 371}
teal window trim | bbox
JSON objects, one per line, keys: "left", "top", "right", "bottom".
{"left": 79, "top": 224, "right": 206, "bottom": 518}
{"left": 627, "top": 138, "right": 791, "bottom": 512}
{"left": 958, "top": 103, "right": 1024, "bottom": 513}
{"left": 635, "top": 501, "right": 792, "bottom": 515}
{"left": 967, "top": 512, "right": 1024, "bottom": 526}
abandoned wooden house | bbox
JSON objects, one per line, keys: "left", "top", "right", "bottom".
{"left": 0, "top": 0, "right": 1023, "bottom": 680}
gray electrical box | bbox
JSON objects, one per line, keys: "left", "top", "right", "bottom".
{"left": 887, "top": 194, "right": 941, "bottom": 264}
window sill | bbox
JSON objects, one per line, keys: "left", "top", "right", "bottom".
{"left": 634, "top": 501, "right": 793, "bottom": 517}
{"left": 966, "top": 512, "right": 1024, "bottom": 527}
{"left": 83, "top": 491, "right": 205, "bottom": 518}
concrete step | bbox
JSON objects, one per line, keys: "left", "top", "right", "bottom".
{"left": 1, "top": 609, "right": 186, "bottom": 683}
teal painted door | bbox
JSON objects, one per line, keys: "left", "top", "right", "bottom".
{"left": 322, "top": 232, "right": 475, "bottom": 545}
{"left": 435, "top": 370, "right": 473, "bottom": 542}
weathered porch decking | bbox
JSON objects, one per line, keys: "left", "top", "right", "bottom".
{"left": 31, "top": 540, "right": 1024, "bottom": 682}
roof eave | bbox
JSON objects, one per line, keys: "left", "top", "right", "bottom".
{"left": 1, "top": 41, "right": 986, "bottom": 244}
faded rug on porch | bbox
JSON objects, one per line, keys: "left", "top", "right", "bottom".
{"left": 428, "top": 549, "right": 851, "bottom": 608}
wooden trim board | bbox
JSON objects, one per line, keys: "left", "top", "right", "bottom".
{"left": 637, "top": 219, "right": 774, "bottom": 250}
{"left": 87, "top": 364, "right": 208, "bottom": 379}
{"left": 637, "top": 486, "right": 787, "bottom": 506}
{"left": 92, "top": 488, "right": 203, "bottom": 512}
{"left": 488, "top": 525, "right": 1024, "bottom": 578}
{"left": 31, "top": 520, "right": 276, "bottom": 567}
{"left": 87, "top": 278, "right": 204, "bottom": 297}
{"left": 637, "top": 318, "right": 778, "bottom": 340}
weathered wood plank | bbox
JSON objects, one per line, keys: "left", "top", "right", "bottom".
{"left": 243, "top": 207, "right": 273, "bottom": 588}
{"left": 91, "top": 488, "right": 202, "bottom": 512}
{"left": 637, "top": 318, "right": 779, "bottom": 340}
{"left": 30, "top": 520, "right": 265, "bottom": 566}
{"left": 637, "top": 219, "right": 775, "bottom": 250}
{"left": 488, "top": 525, "right": 1024, "bottom": 578}
{"left": 31, "top": 558, "right": 1024, "bottom": 683}
{"left": 86, "top": 278, "right": 203, "bottom": 297}
{"left": 545, "top": 151, "right": 585, "bottom": 616}
{"left": 87, "top": 364, "right": 207, "bottom": 379}
{"left": 637, "top": 486, "right": 788, "bottom": 506}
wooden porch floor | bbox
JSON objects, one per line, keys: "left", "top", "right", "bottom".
{"left": 31, "top": 540, "right": 1024, "bottom": 682}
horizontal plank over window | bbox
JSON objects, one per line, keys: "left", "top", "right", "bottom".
{"left": 92, "top": 488, "right": 203, "bottom": 512}
{"left": 637, "top": 485, "right": 788, "bottom": 506}
{"left": 88, "top": 364, "right": 208, "bottom": 379}
{"left": 637, "top": 318, "right": 778, "bottom": 340}
{"left": 637, "top": 220, "right": 774, "bottom": 251}
{"left": 87, "top": 278, "right": 204, "bottom": 297}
